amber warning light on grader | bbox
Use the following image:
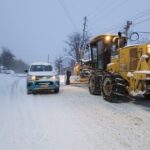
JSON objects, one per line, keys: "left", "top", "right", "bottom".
{"left": 147, "top": 45, "right": 150, "bottom": 55}
{"left": 105, "top": 36, "right": 111, "bottom": 42}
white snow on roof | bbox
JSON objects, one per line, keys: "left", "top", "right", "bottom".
{"left": 30, "top": 62, "right": 51, "bottom": 66}
{"left": 28, "top": 71, "right": 55, "bottom": 76}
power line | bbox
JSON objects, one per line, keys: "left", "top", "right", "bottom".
{"left": 90, "top": 8, "right": 150, "bottom": 35}
{"left": 89, "top": 0, "right": 128, "bottom": 22}
{"left": 94, "top": 0, "right": 129, "bottom": 27}
{"left": 88, "top": 0, "right": 129, "bottom": 32}
{"left": 135, "top": 17, "right": 150, "bottom": 25}
{"left": 87, "top": 0, "right": 114, "bottom": 18}
{"left": 107, "top": 9, "right": 150, "bottom": 32}
{"left": 137, "top": 31, "right": 150, "bottom": 34}
{"left": 132, "top": 9, "right": 150, "bottom": 21}
{"left": 105, "top": 24, "right": 125, "bottom": 33}
{"left": 102, "top": 0, "right": 129, "bottom": 19}
{"left": 57, "top": 0, "right": 78, "bottom": 31}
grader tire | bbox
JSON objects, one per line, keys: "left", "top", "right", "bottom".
{"left": 102, "top": 76, "right": 122, "bottom": 102}
{"left": 144, "top": 94, "right": 150, "bottom": 100}
{"left": 89, "top": 76, "right": 99, "bottom": 95}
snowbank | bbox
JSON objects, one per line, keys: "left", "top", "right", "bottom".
{"left": 59, "top": 75, "right": 65, "bottom": 84}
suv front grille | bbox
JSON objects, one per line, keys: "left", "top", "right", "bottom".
{"left": 36, "top": 76, "right": 52, "bottom": 80}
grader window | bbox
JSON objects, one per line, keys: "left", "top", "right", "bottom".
{"left": 97, "top": 41, "right": 104, "bottom": 69}
{"left": 111, "top": 43, "right": 119, "bottom": 56}
{"left": 91, "top": 46, "right": 98, "bottom": 68}
{"left": 92, "top": 47, "right": 97, "bottom": 61}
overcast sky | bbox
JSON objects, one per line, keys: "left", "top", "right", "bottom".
{"left": 0, "top": 0, "right": 150, "bottom": 64}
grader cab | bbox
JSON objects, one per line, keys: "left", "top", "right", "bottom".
{"left": 89, "top": 33, "right": 150, "bottom": 102}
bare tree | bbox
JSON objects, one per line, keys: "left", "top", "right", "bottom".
{"left": 55, "top": 56, "right": 63, "bottom": 75}
{"left": 1, "top": 47, "right": 15, "bottom": 69}
{"left": 65, "top": 32, "right": 90, "bottom": 63}
{"left": 0, "top": 47, "right": 29, "bottom": 73}
{"left": 12, "top": 59, "right": 29, "bottom": 73}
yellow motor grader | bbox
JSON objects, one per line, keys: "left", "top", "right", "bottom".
{"left": 88, "top": 33, "right": 150, "bottom": 102}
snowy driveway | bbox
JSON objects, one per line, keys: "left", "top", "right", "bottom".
{"left": 0, "top": 74, "right": 150, "bottom": 150}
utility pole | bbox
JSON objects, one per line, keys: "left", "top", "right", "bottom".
{"left": 82, "top": 16, "right": 87, "bottom": 46}
{"left": 123, "top": 21, "right": 132, "bottom": 37}
{"left": 48, "top": 54, "right": 50, "bottom": 63}
{"left": 80, "top": 16, "right": 87, "bottom": 60}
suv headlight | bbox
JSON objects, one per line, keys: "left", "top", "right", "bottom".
{"left": 27, "top": 75, "right": 36, "bottom": 80}
{"left": 51, "top": 75, "right": 59, "bottom": 80}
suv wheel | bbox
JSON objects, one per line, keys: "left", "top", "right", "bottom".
{"left": 55, "top": 88, "right": 59, "bottom": 93}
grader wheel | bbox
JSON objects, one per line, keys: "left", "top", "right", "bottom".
{"left": 102, "top": 75, "right": 125, "bottom": 102}
{"left": 144, "top": 94, "right": 150, "bottom": 100}
{"left": 89, "top": 76, "right": 97, "bottom": 95}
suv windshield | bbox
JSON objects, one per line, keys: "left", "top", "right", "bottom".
{"left": 30, "top": 65, "right": 53, "bottom": 72}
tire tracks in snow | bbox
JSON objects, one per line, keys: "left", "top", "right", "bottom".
{"left": 62, "top": 85, "right": 150, "bottom": 150}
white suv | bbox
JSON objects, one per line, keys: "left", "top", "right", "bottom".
{"left": 26, "top": 62, "right": 59, "bottom": 94}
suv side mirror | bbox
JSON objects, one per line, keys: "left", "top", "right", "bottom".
{"left": 24, "top": 70, "right": 28, "bottom": 73}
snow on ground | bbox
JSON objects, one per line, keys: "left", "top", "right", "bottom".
{"left": 0, "top": 73, "right": 150, "bottom": 150}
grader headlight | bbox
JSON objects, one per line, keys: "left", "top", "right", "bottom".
{"left": 105, "top": 36, "right": 111, "bottom": 42}
{"left": 147, "top": 45, "right": 150, "bottom": 55}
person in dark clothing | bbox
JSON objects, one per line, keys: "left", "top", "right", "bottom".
{"left": 66, "top": 70, "right": 71, "bottom": 85}
{"left": 118, "top": 32, "right": 127, "bottom": 48}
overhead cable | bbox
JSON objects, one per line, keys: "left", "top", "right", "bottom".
{"left": 57, "top": 0, "right": 78, "bottom": 31}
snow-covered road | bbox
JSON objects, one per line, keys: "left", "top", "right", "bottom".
{"left": 0, "top": 74, "right": 150, "bottom": 150}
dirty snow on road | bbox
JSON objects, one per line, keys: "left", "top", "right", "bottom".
{"left": 0, "top": 74, "right": 150, "bottom": 150}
